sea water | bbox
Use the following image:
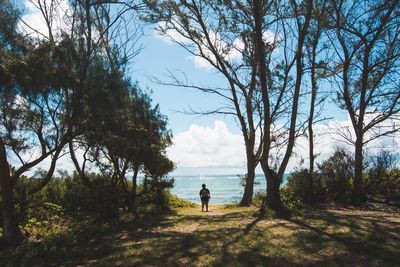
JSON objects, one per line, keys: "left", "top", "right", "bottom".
{"left": 167, "top": 174, "right": 289, "bottom": 204}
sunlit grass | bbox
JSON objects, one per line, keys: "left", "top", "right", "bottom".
{"left": 1, "top": 204, "right": 399, "bottom": 266}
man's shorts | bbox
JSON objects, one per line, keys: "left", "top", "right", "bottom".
{"left": 201, "top": 197, "right": 209, "bottom": 204}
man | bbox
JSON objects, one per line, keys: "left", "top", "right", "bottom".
{"left": 199, "top": 184, "right": 211, "bottom": 212}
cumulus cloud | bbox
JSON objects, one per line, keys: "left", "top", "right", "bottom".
{"left": 283, "top": 115, "right": 400, "bottom": 171}
{"left": 167, "top": 120, "right": 246, "bottom": 168}
{"left": 168, "top": 118, "right": 400, "bottom": 173}
{"left": 21, "top": 118, "right": 400, "bottom": 176}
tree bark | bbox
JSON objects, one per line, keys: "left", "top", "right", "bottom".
{"left": 1, "top": 182, "right": 24, "bottom": 246}
{"left": 306, "top": 63, "right": 316, "bottom": 204}
{"left": 239, "top": 161, "right": 256, "bottom": 206}
{"left": 130, "top": 165, "right": 139, "bottom": 211}
{"left": 260, "top": 162, "right": 285, "bottom": 216}
{"left": 307, "top": 33, "right": 318, "bottom": 203}
{"left": 308, "top": 49, "right": 317, "bottom": 174}
{"left": 0, "top": 138, "right": 23, "bottom": 246}
{"left": 353, "top": 136, "right": 364, "bottom": 203}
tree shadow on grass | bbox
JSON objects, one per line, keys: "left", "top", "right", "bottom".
{"left": 287, "top": 208, "right": 400, "bottom": 266}
{"left": 0, "top": 210, "right": 177, "bottom": 266}
{"left": 73, "top": 209, "right": 278, "bottom": 266}
{"left": 2, "top": 205, "right": 399, "bottom": 266}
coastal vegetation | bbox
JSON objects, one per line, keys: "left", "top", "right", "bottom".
{"left": 1, "top": 0, "right": 400, "bottom": 265}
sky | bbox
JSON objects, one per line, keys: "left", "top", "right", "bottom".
{"left": 12, "top": 0, "right": 400, "bottom": 176}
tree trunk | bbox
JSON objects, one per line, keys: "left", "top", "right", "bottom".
{"left": 1, "top": 182, "right": 24, "bottom": 246}
{"left": 308, "top": 12, "right": 320, "bottom": 175}
{"left": 266, "top": 174, "right": 284, "bottom": 214}
{"left": 305, "top": 171, "right": 314, "bottom": 205}
{"left": 239, "top": 161, "right": 256, "bottom": 206}
{"left": 307, "top": 105, "right": 315, "bottom": 204}
{"left": 0, "top": 139, "right": 23, "bottom": 246}
{"left": 308, "top": 64, "right": 316, "bottom": 174}
{"left": 353, "top": 136, "right": 364, "bottom": 203}
{"left": 260, "top": 162, "right": 286, "bottom": 216}
{"left": 130, "top": 165, "right": 139, "bottom": 212}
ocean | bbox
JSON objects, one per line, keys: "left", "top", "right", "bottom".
{"left": 167, "top": 174, "right": 289, "bottom": 204}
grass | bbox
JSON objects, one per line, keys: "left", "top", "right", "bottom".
{"left": 1, "top": 203, "right": 399, "bottom": 266}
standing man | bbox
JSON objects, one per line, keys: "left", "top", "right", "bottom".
{"left": 199, "top": 184, "right": 211, "bottom": 212}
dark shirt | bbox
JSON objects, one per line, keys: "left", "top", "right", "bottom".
{"left": 199, "top": 188, "right": 210, "bottom": 200}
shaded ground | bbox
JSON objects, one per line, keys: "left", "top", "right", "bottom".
{"left": 1, "top": 203, "right": 400, "bottom": 266}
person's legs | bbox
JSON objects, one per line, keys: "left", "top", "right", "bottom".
{"left": 206, "top": 202, "right": 209, "bottom": 212}
{"left": 201, "top": 202, "right": 204, "bottom": 211}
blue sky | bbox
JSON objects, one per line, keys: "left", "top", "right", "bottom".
{"left": 13, "top": 0, "right": 400, "bottom": 176}
{"left": 132, "top": 27, "right": 240, "bottom": 134}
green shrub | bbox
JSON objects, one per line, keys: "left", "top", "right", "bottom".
{"left": 3, "top": 171, "right": 183, "bottom": 231}
{"left": 21, "top": 202, "right": 67, "bottom": 240}
{"left": 365, "top": 151, "right": 400, "bottom": 199}
{"left": 317, "top": 148, "right": 354, "bottom": 203}
{"left": 281, "top": 186, "right": 304, "bottom": 210}
{"left": 364, "top": 169, "right": 400, "bottom": 198}
{"left": 283, "top": 169, "right": 326, "bottom": 206}
{"left": 282, "top": 148, "right": 355, "bottom": 206}
{"left": 252, "top": 191, "right": 266, "bottom": 208}
{"left": 166, "top": 191, "right": 195, "bottom": 208}
{"left": 136, "top": 176, "right": 175, "bottom": 208}
{"left": 62, "top": 173, "right": 122, "bottom": 220}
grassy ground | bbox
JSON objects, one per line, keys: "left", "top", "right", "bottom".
{"left": 1, "top": 203, "right": 400, "bottom": 266}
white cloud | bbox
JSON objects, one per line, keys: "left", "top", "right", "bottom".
{"left": 153, "top": 21, "right": 278, "bottom": 71}
{"left": 190, "top": 54, "right": 214, "bottom": 71}
{"left": 168, "top": 117, "right": 400, "bottom": 174}
{"left": 20, "top": 116, "right": 400, "bottom": 177}
{"left": 288, "top": 115, "right": 400, "bottom": 171}
{"left": 19, "top": 0, "right": 72, "bottom": 39}
{"left": 190, "top": 32, "right": 244, "bottom": 70}
{"left": 189, "top": 33, "right": 245, "bottom": 70}
{"left": 153, "top": 21, "right": 191, "bottom": 45}
{"left": 167, "top": 120, "right": 246, "bottom": 168}
{"left": 188, "top": 30, "right": 278, "bottom": 70}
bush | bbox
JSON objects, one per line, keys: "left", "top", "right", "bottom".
{"left": 365, "top": 169, "right": 400, "bottom": 200}
{"left": 317, "top": 148, "right": 354, "bottom": 203}
{"left": 282, "top": 169, "right": 326, "bottom": 206}
{"left": 252, "top": 191, "right": 266, "bottom": 208}
{"left": 365, "top": 151, "right": 400, "bottom": 200}
{"left": 281, "top": 186, "right": 304, "bottom": 210}
{"left": 21, "top": 202, "right": 66, "bottom": 240}
{"left": 62, "top": 173, "right": 122, "bottom": 220}
{"left": 3, "top": 171, "right": 180, "bottom": 234}
{"left": 137, "top": 176, "right": 175, "bottom": 209}
{"left": 282, "top": 148, "right": 355, "bottom": 206}
{"left": 12, "top": 172, "right": 122, "bottom": 221}
{"left": 166, "top": 192, "right": 195, "bottom": 208}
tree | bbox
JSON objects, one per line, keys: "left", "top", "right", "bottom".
{"left": 0, "top": 22, "right": 76, "bottom": 246}
{"left": 145, "top": 0, "right": 266, "bottom": 206}
{"left": 329, "top": 0, "right": 400, "bottom": 202}
{"left": 0, "top": 0, "right": 143, "bottom": 245}
{"left": 73, "top": 77, "right": 173, "bottom": 213}
{"left": 127, "top": 89, "right": 174, "bottom": 210}
{"left": 304, "top": 0, "right": 332, "bottom": 174}
{"left": 301, "top": 0, "right": 333, "bottom": 203}
{"left": 251, "top": 0, "right": 313, "bottom": 215}
{"left": 55, "top": 0, "right": 174, "bottom": 213}
{"left": 145, "top": 0, "right": 314, "bottom": 212}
